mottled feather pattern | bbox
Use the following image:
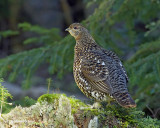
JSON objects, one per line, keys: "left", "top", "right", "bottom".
{"left": 104, "top": 50, "right": 129, "bottom": 83}
{"left": 66, "top": 23, "right": 136, "bottom": 108}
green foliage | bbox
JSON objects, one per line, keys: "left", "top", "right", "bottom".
{"left": 0, "top": 30, "right": 19, "bottom": 39}
{"left": 84, "top": 0, "right": 160, "bottom": 54}
{"left": 145, "top": 19, "right": 160, "bottom": 37}
{"left": 14, "top": 96, "right": 36, "bottom": 107}
{"left": 0, "top": 22, "right": 74, "bottom": 88}
{"left": 18, "top": 22, "right": 62, "bottom": 45}
{"left": 2, "top": 96, "right": 36, "bottom": 114}
{"left": 125, "top": 18, "right": 160, "bottom": 109}
{"left": 0, "top": 78, "right": 12, "bottom": 114}
{"left": 126, "top": 39, "right": 160, "bottom": 109}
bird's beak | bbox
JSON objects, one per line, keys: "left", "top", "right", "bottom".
{"left": 65, "top": 28, "right": 70, "bottom": 31}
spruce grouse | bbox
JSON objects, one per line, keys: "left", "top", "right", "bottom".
{"left": 65, "top": 23, "right": 136, "bottom": 108}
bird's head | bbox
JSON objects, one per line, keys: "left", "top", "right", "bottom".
{"left": 65, "top": 23, "right": 88, "bottom": 40}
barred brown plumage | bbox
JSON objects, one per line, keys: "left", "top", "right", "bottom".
{"left": 66, "top": 23, "right": 136, "bottom": 108}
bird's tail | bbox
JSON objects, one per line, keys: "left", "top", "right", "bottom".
{"left": 113, "top": 91, "right": 136, "bottom": 108}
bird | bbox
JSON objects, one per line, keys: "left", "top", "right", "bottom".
{"left": 65, "top": 23, "right": 136, "bottom": 108}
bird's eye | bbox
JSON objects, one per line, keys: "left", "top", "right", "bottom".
{"left": 74, "top": 27, "right": 78, "bottom": 29}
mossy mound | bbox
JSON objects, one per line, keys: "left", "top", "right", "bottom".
{"left": 0, "top": 93, "right": 160, "bottom": 127}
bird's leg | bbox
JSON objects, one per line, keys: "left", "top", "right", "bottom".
{"left": 107, "top": 100, "right": 111, "bottom": 106}
{"left": 106, "top": 96, "right": 114, "bottom": 107}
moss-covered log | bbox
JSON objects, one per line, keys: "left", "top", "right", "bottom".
{"left": 0, "top": 94, "right": 160, "bottom": 128}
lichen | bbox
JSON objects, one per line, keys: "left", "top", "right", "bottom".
{"left": 38, "top": 93, "right": 87, "bottom": 114}
{"left": 88, "top": 116, "right": 98, "bottom": 128}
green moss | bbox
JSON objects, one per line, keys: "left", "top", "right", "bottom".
{"left": 37, "top": 93, "right": 88, "bottom": 114}
{"left": 37, "top": 93, "right": 63, "bottom": 103}
{"left": 84, "top": 108, "right": 100, "bottom": 116}
{"left": 95, "top": 105, "right": 160, "bottom": 127}
{"left": 68, "top": 97, "right": 87, "bottom": 114}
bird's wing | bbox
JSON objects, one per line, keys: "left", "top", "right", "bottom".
{"left": 81, "top": 51, "right": 113, "bottom": 94}
{"left": 81, "top": 50, "right": 128, "bottom": 95}
{"left": 103, "top": 50, "right": 129, "bottom": 83}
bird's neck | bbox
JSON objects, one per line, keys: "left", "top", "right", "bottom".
{"left": 74, "top": 33, "right": 99, "bottom": 59}
{"left": 75, "top": 33, "right": 97, "bottom": 49}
